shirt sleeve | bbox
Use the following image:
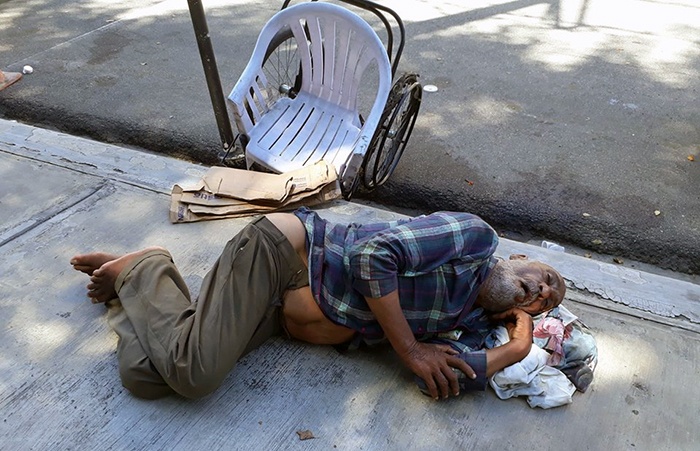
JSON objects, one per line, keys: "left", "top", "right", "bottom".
{"left": 348, "top": 212, "right": 498, "bottom": 299}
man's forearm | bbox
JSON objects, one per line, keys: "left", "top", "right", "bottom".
{"left": 367, "top": 291, "right": 531, "bottom": 377}
{"left": 364, "top": 290, "right": 417, "bottom": 356}
{"left": 365, "top": 289, "right": 480, "bottom": 399}
{"left": 484, "top": 339, "right": 531, "bottom": 377}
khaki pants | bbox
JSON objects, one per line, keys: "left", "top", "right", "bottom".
{"left": 106, "top": 216, "right": 308, "bottom": 399}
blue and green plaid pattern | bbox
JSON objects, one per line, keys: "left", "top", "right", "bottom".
{"left": 294, "top": 207, "right": 498, "bottom": 340}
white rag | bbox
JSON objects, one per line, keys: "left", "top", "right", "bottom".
{"left": 488, "top": 326, "right": 576, "bottom": 409}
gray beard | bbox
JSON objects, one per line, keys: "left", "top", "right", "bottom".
{"left": 477, "top": 260, "right": 538, "bottom": 312}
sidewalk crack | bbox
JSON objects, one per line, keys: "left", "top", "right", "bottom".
{"left": 0, "top": 181, "right": 113, "bottom": 248}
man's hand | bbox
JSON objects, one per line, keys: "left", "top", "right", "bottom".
{"left": 490, "top": 308, "right": 533, "bottom": 343}
{"left": 483, "top": 308, "right": 534, "bottom": 377}
{"left": 363, "top": 290, "right": 476, "bottom": 401}
{"left": 398, "top": 341, "right": 476, "bottom": 400}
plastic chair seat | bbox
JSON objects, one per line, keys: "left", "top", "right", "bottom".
{"left": 245, "top": 91, "right": 362, "bottom": 173}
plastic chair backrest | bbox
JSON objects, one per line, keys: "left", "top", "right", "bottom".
{"left": 253, "top": 2, "right": 391, "bottom": 114}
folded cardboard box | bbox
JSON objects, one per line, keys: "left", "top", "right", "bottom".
{"left": 170, "top": 160, "right": 340, "bottom": 223}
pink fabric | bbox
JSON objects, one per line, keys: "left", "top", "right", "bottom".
{"left": 533, "top": 317, "right": 571, "bottom": 366}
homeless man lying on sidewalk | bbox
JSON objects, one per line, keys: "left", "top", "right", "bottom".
{"left": 71, "top": 207, "right": 565, "bottom": 401}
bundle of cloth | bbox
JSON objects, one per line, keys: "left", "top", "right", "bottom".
{"left": 415, "top": 304, "right": 598, "bottom": 408}
{"left": 484, "top": 305, "right": 598, "bottom": 409}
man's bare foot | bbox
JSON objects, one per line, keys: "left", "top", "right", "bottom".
{"left": 84, "top": 246, "right": 168, "bottom": 303}
{"left": 70, "top": 252, "right": 120, "bottom": 275}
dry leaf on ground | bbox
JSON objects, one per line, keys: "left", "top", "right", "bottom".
{"left": 296, "top": 430, "right": 315, "bottom": 441}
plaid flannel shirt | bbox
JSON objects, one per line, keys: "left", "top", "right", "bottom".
{"left": 293, "top": 207, "right": 498, "bottom": 341}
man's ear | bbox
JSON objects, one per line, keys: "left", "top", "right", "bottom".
{"left": 509, "top": 254, "right": 528, "bottom": 261}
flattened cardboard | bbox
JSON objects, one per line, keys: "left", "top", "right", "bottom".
{"left": 201, "top": 167, "right": 293, "bottom": 202}
{"left": 197, "top": 160, "right": 337, "bottom": 202}
{"left": 169, "top": 161, "right": 341, "bottom": 223}
{"left": 170, "top": 181, "right": 341, "bottom": 223}
{"left": 187, "top": 182, "right": 332, "bottom": 215}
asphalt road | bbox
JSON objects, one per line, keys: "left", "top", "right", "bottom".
{"left": 1, "top": 0, "right": 699, "bottom": 273}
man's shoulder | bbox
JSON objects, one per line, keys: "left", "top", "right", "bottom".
{"left": 414, "top": 212, "right": 495, "bottom": 234}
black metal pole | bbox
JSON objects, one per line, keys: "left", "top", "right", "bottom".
{"left": 187, "top": 0, "right": 235, "bottom": 156}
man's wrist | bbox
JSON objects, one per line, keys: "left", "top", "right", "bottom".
{"left": 394, "top": 336, "right": 420, "bottom": 359}
{"left": 505, "top": 337, "right": 531, "bottom": 360}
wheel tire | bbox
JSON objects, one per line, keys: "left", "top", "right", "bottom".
{"left": 363, "top": 74, "right": 422, "bottom": 190}
{"left": 261, "top": 27, "right": 303, "bottom": 104}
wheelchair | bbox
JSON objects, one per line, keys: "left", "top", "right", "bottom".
{"left": 227, "top": 0, "right": 422, "bottom": 198}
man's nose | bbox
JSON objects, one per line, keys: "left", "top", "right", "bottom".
{"left": 538, "top": 282, "right": 551, "bottom": 299}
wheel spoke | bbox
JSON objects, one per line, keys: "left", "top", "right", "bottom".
{"left": 363, "top": 77, "right": 421, "bottom": 190}
{"left": 262, "top": 30, "right": 302, "bottom": 104}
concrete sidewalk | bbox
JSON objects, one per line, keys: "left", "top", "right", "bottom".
{"left": 1, "top": 0, "right": 699, "bottom": 275}
{"left": 0, "top": 120, "right": 698, "bottom": 450}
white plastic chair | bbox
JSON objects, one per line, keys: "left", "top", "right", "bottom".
{"left": 228, "top": 2, "right": 392, "bottom": 196}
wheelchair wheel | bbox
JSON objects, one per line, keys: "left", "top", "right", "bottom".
{"left": 362, "top": 73, "right": 422, "bottom": 190}
{"left": 261, "top": 27, "right": 303, "bottom": 104}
